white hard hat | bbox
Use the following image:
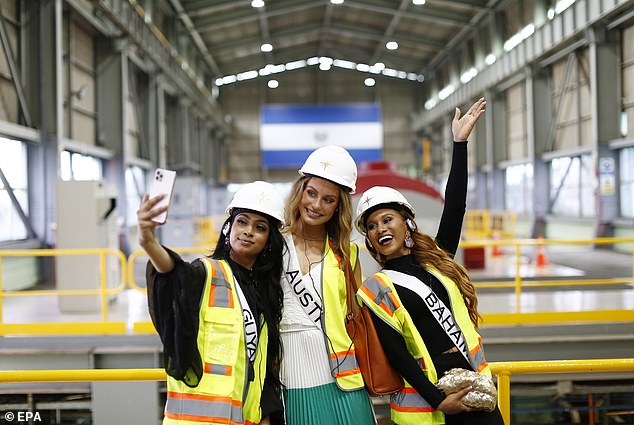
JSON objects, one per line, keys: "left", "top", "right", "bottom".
{"left": 298, "top": 145, "right": 358, "bottom": 193}
{"left": 355, "top": 186, "right": 416, "bottom": 234}
{"left": 226, "top": 181, "right": 285, "bottom": 224}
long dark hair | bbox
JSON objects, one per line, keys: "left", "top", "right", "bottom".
{"left": 211, "top": 209, "right": 286, "bottom": 382}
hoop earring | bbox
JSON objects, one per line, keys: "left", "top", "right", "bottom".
{"left": 405, "top": 231, "right": 414, "bottom": 249}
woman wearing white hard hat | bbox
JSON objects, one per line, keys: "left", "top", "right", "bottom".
{"left": 138, "top": 181, "right": 286, "bottom": 425}
{"left": 355, "top": 99, "right": 503, "bottom": 425}
{"left": 279, "top": 145, "right": 374, "bottom": 424}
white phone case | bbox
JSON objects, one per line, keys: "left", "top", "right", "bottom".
{"left": 148, "top": 168, "right": 176, "bottom": 224}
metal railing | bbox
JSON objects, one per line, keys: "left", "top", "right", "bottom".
{"left": 1, "top": 358, "right": 633, "bottom": 425}
{"left": 1, "top": 238, "right": 634, "bottom": 335}
{"left": 460, "top": 237, "right": 634, "bottom": 325}
{"left": 464, "top": 210, "right": 517, "bottom": 239}
{"left": 0, "top": 248, "right": 128, "bottom": 335}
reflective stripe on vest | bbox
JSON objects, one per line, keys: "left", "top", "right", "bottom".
{"left": 390, "top": 387, "right": 435, "bottom": 413}
{"left": 320, "top": 241, "right": 365, "bottom": 390}
{"left": 205, "top": 363, "right": 233, "bottom": 376}
{"left": 165, "top": 391, "right": 243, "bottom": 424}
{"left": 329, "top": 349, "right": 361, "bottom": 378}
{"left": 358, "top": 275, "right": 400, "bottom": 316}
{"left": 470, "top": 343, "right": 488, "bottom": 372}
{"left": 208, "top": 261, "right": 233, "bottom": 309}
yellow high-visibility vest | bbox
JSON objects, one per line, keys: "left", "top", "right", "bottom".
{"left": 163, "top": 258, "right": 268, "bottom": 425}
{"left": 321, "top": 240, "right": 365, "bottom": 391}
{"left": 357, "top": 266, "right": 491, "bottom": 425}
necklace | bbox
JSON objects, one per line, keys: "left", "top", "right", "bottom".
{"left": 292, "top": 231, "right": 325, "bottom": 242}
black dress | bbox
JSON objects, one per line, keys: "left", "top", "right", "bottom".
{"left": 147, "top": 250, "right": 284, "bottom": 424}
{"left": 370, "top": 142, "right": 504, "bottom": 425}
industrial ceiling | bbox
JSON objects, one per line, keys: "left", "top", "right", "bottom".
{"left": 171, "top": 0, "right": 499, "bottom": 85}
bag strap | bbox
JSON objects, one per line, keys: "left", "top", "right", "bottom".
{"left": 344, "top": 257, "right": 361, "bottom": 316}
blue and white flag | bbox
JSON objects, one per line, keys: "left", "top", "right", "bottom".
{"left": 260, "top": 104, "right": 383, "bottom": 168}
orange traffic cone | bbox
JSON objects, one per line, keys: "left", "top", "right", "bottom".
{"left": 536, "top": 234, "right": 549, "bottom": 267}
{"left": 491, "top": 229, "right": 503, "bottom": 256}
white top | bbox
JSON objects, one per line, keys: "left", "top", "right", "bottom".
{"left": 280, "top": 235, "right": 334, "bottom": 388}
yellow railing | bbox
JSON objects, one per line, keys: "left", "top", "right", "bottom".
{"left": 1, "top": 359, "right": 633, "bottom": 424}
{"left": 2, "top": 238, "right": 634, "bottom": 335}
{"left": 464, "top": 210, "right": 517, "bottom": 239}
{"left": 127, "top": 247, "right": 211, "bottom": 290}
{"left": 0, "top": 248, "right": 128, "bottom": 335}
{"left": 459, "top": 237, "right": 634, "bottom": 325}
{"left": 194, "top": 217, "right": 219, "bottom": 248}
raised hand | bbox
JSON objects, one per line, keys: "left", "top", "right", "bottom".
{"left": 452, "top": 97, "right": 486, "bottom": 142}
{"left": 137, "top": 193, "right": 168, "bottom": 248}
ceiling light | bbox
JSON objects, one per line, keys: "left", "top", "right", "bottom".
{"left": 251, "top": 0, "right": 264, "bottom": 8}
{"left": 412, "top": 0, "right": 426, "bottom": 4}
{"left": 438, "top": 84, "right": 455, "bottom": 100}
{"left": 460, "top": 67, "right": 478, "bottom": 84}
{"left": 364, "top": 78, "right": 375, "bottom": 87}
{"left": 356, "top": 64, "right": 370, "bottom": 72}
{"left": 386, "top": 41, "right": 399, "bottom": 50}
{"left": 484, "top": 53, "right": 496, "bottom": 65}
{"left": 424, "top": 98, "right": 437, "bottom": 110}
{"left": 330, "top": 0, "right": 344, "bottom": 4}
{"left": 261, "top": 43, "right": 273, "bottom": 52}
{"left": 268, "top": 80, "right": 279, "bottom": 89}
{"left": 333, "top": 59, "right": 356, "bottom": 69}
{"left": 285, "top": 60, "right": 307, "bottom": 70}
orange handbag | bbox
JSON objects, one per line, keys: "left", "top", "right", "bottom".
{"left": 344, "top": 262, "right": 404, "bottom": 396}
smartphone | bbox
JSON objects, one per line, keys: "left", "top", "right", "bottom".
{"left": 148, "top": 168, "right": 176, "bottom": 224}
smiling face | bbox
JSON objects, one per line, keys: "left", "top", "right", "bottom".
{"left": 365, "top": 208, "right": 410, "bottom": 260}
{"left": 298, "top": 177, "right": 340, "bottom": 228}
{"left": 228, "top": 211, "right": 270, "bottom": 269}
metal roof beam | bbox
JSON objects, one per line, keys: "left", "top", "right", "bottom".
{"left": 193, "top": 0, "right": 320, "bottom": 33}
{"left": 344, "top": 0, "right": 471, "bottom": 26}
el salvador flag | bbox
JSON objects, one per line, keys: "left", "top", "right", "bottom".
{"left": 260, "top": 103, "right": 383, "bottom": 168}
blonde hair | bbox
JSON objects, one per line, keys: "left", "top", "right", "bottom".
{"left": 284, "top": 176, "right": 353, "bottom": 265}
{"left": 365, "top": 210, "right": 481, "bottom": 327}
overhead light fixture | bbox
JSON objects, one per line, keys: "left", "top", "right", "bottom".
{"left": 438, "top": 84, "right": 455, "bottom": 100}
{"left": 484, "top": 53, "right": 496, "bottom": 65}
{"left": 364, "top": 78, "right": 376, "bottom": 87}
{"left": 460, "top": 67, "right": 478, "bottom": 84}
{"left": 386, "top": 41, "right": 399, "bottom": 50}
{"left": 251, "top": 0, "right": 264, "bottom": 8}
{"left": 330, "top": 0, "right": 344, "bottom": 4}
{"left": 261, "top": 43, "right": 273, "bottom": 52}
{"left": 268, "top": 80, "right": 279, "bottom": 89}
{"left": 412, "top": 0, "right": 426, "bottom": 4}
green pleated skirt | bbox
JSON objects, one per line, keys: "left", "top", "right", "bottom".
{"left": 284, "top": 383, "right": 375, "bottom": 425}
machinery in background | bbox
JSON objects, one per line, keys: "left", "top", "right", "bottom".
{"left": 55, "top": 180, "right": 118, "bottom": 312}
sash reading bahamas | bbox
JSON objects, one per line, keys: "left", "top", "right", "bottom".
{"left": 382, "top": 269, "right": 470, "bottom": 365}
{"left": 422, "top": 290, "right": 468, "bottom": 359}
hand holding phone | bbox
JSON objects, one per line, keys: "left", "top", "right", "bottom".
{"left": 148, "top": 168, "right": 176, "bottom": 224}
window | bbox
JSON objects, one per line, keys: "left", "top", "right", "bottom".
{"left": 550, "top": 155, "right": 594, "bottom": 217}
{"left": 125, "top": 166, "right": 147, "bottom": 225}
{"left": 505, "top": 163, "right": 533, "bottom": 215}
{"left": 0, "top": 137, "right": 29, "bottom": 241}
{"left": 620, "top": 147, "right": 634, "bottom": 218}
{"left": 60, "top": 150, "right": 103, "bottom": 181}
